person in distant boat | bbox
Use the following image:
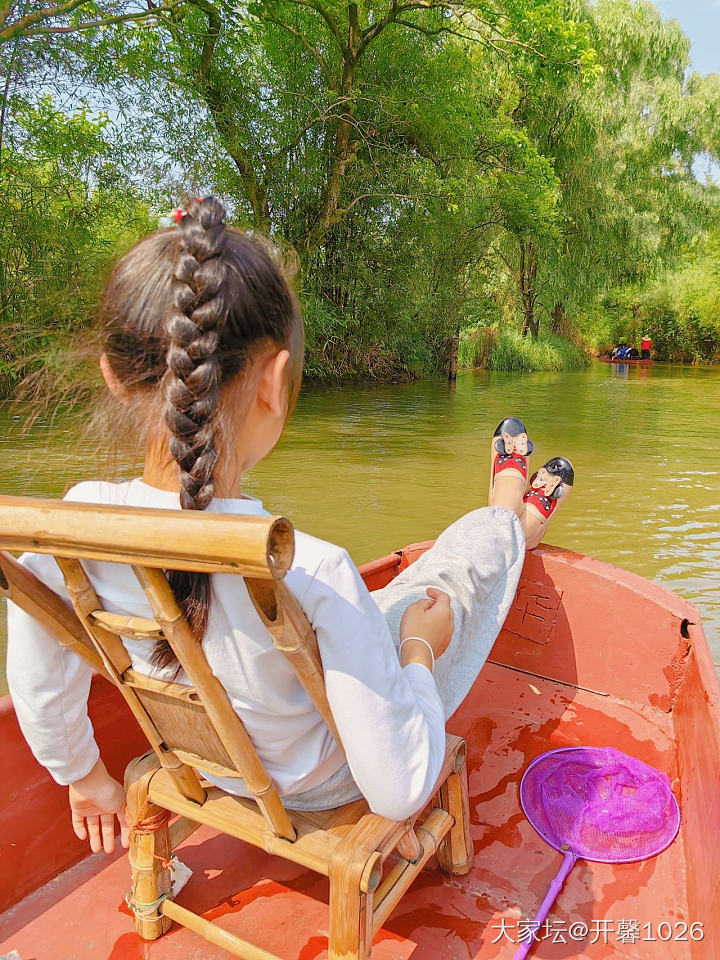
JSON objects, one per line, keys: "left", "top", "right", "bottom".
{"left": 627, "top": 347, "right": 640, "bottom": 360}
{"left": 6, "top": 196, "right": 575, "bottom": 858}
{"left": 641, "top": 334, "right": 652, "bottom": 359}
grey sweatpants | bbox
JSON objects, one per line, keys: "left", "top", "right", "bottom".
{"left": 287, "top": 505, "right": 526, "bottom": 810}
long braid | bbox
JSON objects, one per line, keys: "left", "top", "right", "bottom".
{"left": 155, "top": 197, "right": 229, "bottom": 664}
{"left": 164, "top": 196, "right": 229, "bottom": 510}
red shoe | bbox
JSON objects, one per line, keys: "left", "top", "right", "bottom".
{"left": 524, "top": 456, "right": 575, "bottom": 521}
{"left": 488, "top": 417, "right": 534, "bottom": 505}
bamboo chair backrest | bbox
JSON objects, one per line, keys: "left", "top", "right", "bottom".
{"left": 0, "top": 495, "right": 343, "bottom": 842}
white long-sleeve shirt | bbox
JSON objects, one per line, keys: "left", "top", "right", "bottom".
{"left": 6, "top": 479, "right": 446, "bottom": 820}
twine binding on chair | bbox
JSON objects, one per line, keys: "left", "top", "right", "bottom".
{"left": 125, "top": 855, "right": 177, "bottom": 922}
{"left": 125, "top": 882, "right": 173, "bottom": 921}
{"left": 129, "top": 808, "right": 172, "bottom": 834}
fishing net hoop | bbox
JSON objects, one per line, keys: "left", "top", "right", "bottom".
{"left": 519, "top": 746, "right": 681, "bottom": 865}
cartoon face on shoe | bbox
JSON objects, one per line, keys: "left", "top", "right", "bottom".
{"left": 531, "top": 467, "right": 561, "bottom": 497}
{"left": 501, "top": 431, "right": 528, "bottom": 456}
{"left": 493, "top": 417, "right": 534, "bottom": 457}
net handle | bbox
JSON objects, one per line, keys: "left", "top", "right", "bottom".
{"left": 512, "top": 851, "right": 577, "bottom": 960}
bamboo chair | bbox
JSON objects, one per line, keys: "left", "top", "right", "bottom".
{"left": 0, "top": 494, "right": 473, "bottom": 960}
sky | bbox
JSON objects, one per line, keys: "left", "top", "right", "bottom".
{"left": 655, "top": 0, "right": 720, "bottom": 75}
{"left": 654, "top": 0, "right": 720, "bottom": 182}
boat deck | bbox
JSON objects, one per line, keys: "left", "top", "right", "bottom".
{"left": 1, "top": 661, "right": 688, "bottom": 960}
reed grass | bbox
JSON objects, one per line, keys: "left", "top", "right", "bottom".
{"left": 460, "top": 327, "right": 589, "bottom": 372}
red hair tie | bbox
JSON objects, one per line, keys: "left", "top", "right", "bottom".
{"left": 172, "top": 207, "right": 186, "bottom": 223}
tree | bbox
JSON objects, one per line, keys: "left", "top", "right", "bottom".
{"left": 496, "top": 0, "right": 720, "bottom": 339}
{"left": 0, "top": 97, "right": 154, "bottom": 395}
{"left": 2, "top": 0, "right": 720, "bottom": 386}
{"left": 0, "top": 0, "right": 185, "bottom": 46}
{"left": 63, "top": 0, "right": 589, "bottom": 373}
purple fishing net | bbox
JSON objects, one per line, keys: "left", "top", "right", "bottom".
{"left": 519, "top": 746, "right": 680, "bottom": 863}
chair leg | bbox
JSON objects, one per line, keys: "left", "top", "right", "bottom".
{"left": 125, "top": 752, "right": 174, "bottom": 940}
{"left": 436, "top": 746, "right": 474, "bottom": 876}
{"left": 328, "top": 860, "right": 375, "bottom": 960}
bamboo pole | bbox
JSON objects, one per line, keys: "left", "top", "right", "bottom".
{"left": 162, "top": 753, "right": 207, "bottom": 805}
{"left": 0, "top": 496, "right": 294, "bottom": 578}
{"left": 169, "top": 815, "right": 202, "bottom": 849}
{"left": 56, "top": 559, "right": 206, "bottom": 804}
{"left": 436, "top": 746, "right": 473, "bottom": 876}
{"left": 88, "top": 610, "right": 163, "bottom": 641}
{"left": 246, "top": 578, "right": 343, "bottom": 747}
{"left": 328, "top": 854, "right": 375, "bottom": 960}
{"left": 372, "top": 809, "right": 453, "bottom": 934}
{"left": 55, "top": 557, "right": 132, "bottom": 675}
{"left": 150, "top": 772, "right": 340, "bottom": 875}
{"left": 161, "top": 900, "right": 283, "bottom": 960}
{"left": 395, "top": 826, "right": 422, "bottom": 863}
{"left": 125, "top": 754, "right": 173, "bottom": 940}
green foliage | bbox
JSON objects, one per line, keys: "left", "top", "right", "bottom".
{"left": 458, "top": 327, "right": 497, "bottom": 370}
{"left": 459, "top": 326, "right": 589, "bottom": 371}
{"left": 488, "top": 329, "right": 590, "bottom": 372}
{"left": 589, "top": 228, "right": 720, "bottom": 362}
{"left": 495, "top": 0, "right": 720, "bottom": 343}
{"left": 0, "top": 98, "right": 155, "bottom": 397}
{"left": 0, "top": 0, "right": 719, "bottom": 395}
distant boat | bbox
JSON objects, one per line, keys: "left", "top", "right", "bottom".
{"left": 599, "top": 356, "right": 654, "bottom": 366}
{"left": 2, "top": 540, "right": 719, "bottom": 959}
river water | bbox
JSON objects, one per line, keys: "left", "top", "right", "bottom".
{"left": 1, "top": 361, "right": 718, "bottom": 690}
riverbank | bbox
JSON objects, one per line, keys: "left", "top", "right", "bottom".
{"left": 1, "top": 327, "right": 590, "bottom": 403}
{"left": 4, "top": 324, "right": 720, "bottom": 406}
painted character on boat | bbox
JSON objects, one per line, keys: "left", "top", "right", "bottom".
{"left": 492, "top": 416, "right": 535, "bottom": 482}
{"left": 524, "top": 457, "right": 575, "bottom": 519}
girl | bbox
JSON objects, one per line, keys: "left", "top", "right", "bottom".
{"left": 6, "top": 197, "right": 573, "bottom": 856}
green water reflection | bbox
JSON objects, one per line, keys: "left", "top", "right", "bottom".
{"left": 1, "top": 361, "right": 718, "bottom": 691}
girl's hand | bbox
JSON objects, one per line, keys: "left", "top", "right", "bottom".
{"left": 68, "top": 758, "right": 129, "bottom": 854}
{"left": 400, "top": 587, "right": 454, "bottom": 665}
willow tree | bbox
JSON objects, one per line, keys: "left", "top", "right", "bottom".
{"left": 117, "top": 0, "right": 589, "bottom": 252}
{"left": 497, "top": 0, "right": 720, "bottom": 339}
{"left": 9, "top": 0, "right": 716, "bottom": 381}
{"left": 61, "top": 0, "right": 589, "bottom": 374}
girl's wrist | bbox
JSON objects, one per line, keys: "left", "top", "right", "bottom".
{"left": 71, "top": 757, "right": 109, "bottom": 790}
{"left": 399, "top": 636, "right": 435, "bottom": 672}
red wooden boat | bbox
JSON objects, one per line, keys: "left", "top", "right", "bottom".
{"left": 598, "top": 356, "right": 654, "bottom": 367}
{"left": 1, "top": 542, "right": 719, "bottom": 959}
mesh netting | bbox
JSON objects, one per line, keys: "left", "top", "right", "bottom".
{"left": 519, "top": 746, "right": 680, "bottom": 863}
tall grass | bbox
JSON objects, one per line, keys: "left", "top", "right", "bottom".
{"left": 461, "top": 327, "right": 589, "bottom": 372}
{"left": 458, "top": 326, "right": 497, "bottom": 369}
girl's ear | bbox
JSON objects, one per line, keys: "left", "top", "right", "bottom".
{"left": 100, "top": 353, "right": 129, "bottom": 403}
{"left": 258, "top": 349, "right": 290, "bottom": 417}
